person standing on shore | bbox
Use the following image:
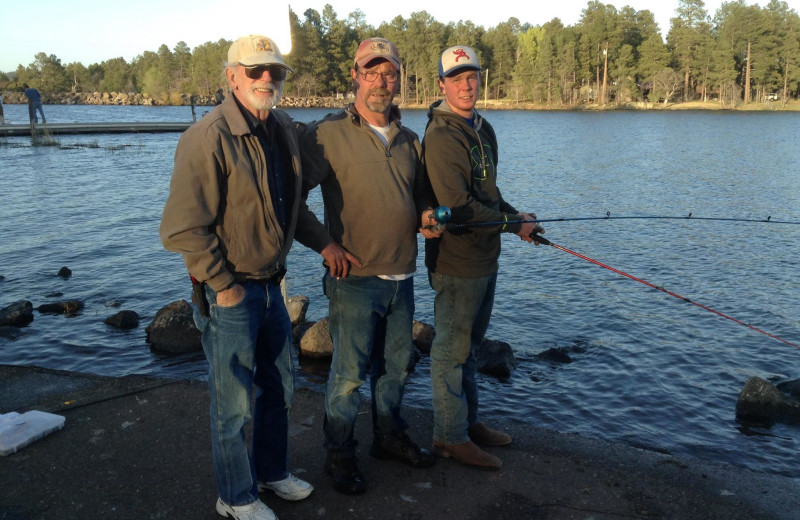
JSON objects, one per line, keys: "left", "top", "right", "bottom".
{"left": 422, "top": 45, "right": 543, "bottom": 469}
{"left": 23, "top": 84, "right": 45, "bottom": 124}
{"left": 159, "top": 34, "right": 343, "bottom": 520}
{"left": 0, "top": 94, "right": 5, "bottom": 124}
{"left": 299, "top": 37, "right": 442, "bottom": 495}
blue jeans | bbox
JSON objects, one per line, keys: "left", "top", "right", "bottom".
{"left": 429, "top": 271, "right": 497, "bottom": 445}
{"left": 28, "top": 102, "right": 45, "bottom": 124}
{"left": 194, "top": 280, "right": 295, "bottom": 506}
{"left": 323, "top": 273, "right": 414, "bottom": 455}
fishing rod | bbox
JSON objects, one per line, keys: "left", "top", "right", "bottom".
{"left": 529, "top": 232, "right": 799, "bottom": 350}
{"left": 430, "top": 206, "right": 800, "bottom": 227}
{"left": 430, "top": 206, "right": 799, "bottom": 350}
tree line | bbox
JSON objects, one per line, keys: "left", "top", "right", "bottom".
{"left": 4, "top": 0, "right": 799, "bottom": 107}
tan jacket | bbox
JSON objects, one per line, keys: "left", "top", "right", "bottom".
{"left": 160, "top": 95, "right": 329, "bottom": 291}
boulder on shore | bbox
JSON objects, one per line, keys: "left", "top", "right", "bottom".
{"left": 476, "top": 338, "right": 517, "bottom": 378}
{"left": 286, "top": 295, "right": 309, "bottom": 326}
{"left": 37, "top": 300, "right": 84, "bottom": 315}
{"left": 412, "top": 321, "right": 435, "bottom": 356}
{"left": 0, "top": 300, "right": 34, "bottom": 327}
{"left": 104, "top": 310, "right": 140, "bottom": 330}
{"left": 299, "top": 318, "right": 332, "bottom": 359}
{"left": 145, "top": 300, "right": 201, "bottom": 354}
{"left": 736, "top": 376, "right": 800, "bottom": 424}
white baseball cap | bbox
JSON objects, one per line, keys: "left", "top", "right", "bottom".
{"left": 439, "top": 45, "right": 481, "bottom": 77}
{"left": 228, "top": 34, "right": 293, "bottom": 72}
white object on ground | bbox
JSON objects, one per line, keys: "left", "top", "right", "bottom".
{"left": 0, "top": 410, "right": 66, "bottom": 456}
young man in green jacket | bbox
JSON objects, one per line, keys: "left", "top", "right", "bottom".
{"left": 422, "top": 45, "right": 543, "bottom": 469}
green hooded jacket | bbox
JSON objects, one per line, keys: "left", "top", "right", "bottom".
{"left": 422, "top": 99, "right": 520, "bottom": 277}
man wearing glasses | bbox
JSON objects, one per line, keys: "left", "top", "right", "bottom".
{"left": 300, "top": 37, "right": 443, "bottom": 495}
{"left": 160, "top": 34, "right": 345, "bottom": 520}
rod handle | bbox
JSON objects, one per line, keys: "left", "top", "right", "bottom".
{"left": 530, "top": 233, "right": 551, "bottom": 246}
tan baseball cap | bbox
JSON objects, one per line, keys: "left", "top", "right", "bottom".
{"left": 228, "top": 35, "right": 293, "bottom": 72}
{"left": 354, "top": 37, "right": 401, "bottom": 70}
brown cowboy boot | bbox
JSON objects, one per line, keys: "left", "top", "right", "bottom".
{"left": 432, "top": 440, "right": 502, "bottom": 469}
{"left": 468, "top": 422, "right": 512, "bottom": 446}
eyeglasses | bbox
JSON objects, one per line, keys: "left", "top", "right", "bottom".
{"left": 241, "top": 64, "right": 287, "bottom": 81}
{"left": 359, "top": 70, "right": 399, "bottom": 83}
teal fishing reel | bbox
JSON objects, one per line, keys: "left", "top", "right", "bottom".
{"left": 433, "top": 206, "right": 452, "bottom": 224}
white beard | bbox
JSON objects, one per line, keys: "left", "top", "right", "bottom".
{"left": 243, "top": 81, "right": 282, "bottom": 110}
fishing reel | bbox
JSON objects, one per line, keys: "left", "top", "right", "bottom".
{"left": 432, "top": 206, "right": 452, "bottom": 224}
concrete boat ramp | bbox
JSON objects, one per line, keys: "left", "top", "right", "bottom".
{"left": 1, "top": 121, "right": 192, "bottom": 137}
{"left": 1, "top": 364, "right": 799, "bottom": 520}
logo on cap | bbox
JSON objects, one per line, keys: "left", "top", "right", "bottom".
{"left": 371, "top": 40, "right": 390, "bottom": 53}
{"left": 439, "top": 45, "right": 480, "bottom": 77}
{"left": 255, "top": 38, "right": 273, "bottom": 53}
{"left": 354, "top": 37, "right": 401, "bottom": 70}
{"left": 453, "top": 48, "right": 470, "bottom": 62}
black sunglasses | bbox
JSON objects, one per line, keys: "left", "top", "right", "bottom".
{"left": 241, "top": 64, "right": 287, "bottom": 81}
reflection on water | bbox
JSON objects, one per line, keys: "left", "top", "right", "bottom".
{"left": 1, "top": 105, "right": 799, "bottom": 478}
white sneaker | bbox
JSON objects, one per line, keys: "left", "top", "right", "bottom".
{"left": 258, "top": 474, "right": 314, "bottom": 501}
{"left": 215, "top": 498, "right": 277, "bottom": 520}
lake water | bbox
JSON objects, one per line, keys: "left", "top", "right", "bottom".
{"left": 1, "top": 103, "right": 799, "bottom": 479}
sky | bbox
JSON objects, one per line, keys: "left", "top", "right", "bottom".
{"left": 2, "top": 0, "right": 754, "bottom": 74}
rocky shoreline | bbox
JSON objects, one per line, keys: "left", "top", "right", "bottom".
{"left": 0, "top": 90, "right": 349, "bottom": 109}
{"left": 2, "top": 266, "right": 799, "bottom": 427}
{"left": 2, "top": 90, "right": 798, "bottom": 111}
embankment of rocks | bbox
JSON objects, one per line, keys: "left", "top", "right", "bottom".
{"left": 1, "top": 91, "right": 347, "bottom": 108}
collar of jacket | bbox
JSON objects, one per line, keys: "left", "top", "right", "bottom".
{"left": 346, "top": 103, "right": 404, "bottom": 128}
{"left": 219, "top": 93, "right": 294, "bottom": 137}
{"left": 427, "top": 98, "right": 483, "bottom": 131}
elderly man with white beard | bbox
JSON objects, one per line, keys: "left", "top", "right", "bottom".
{"left": 160, "top": 34, "right": 351, "bottom": 520}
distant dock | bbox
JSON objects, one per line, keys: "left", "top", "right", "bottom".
{"left": 0, "top": 121, "right": 193, "bottom": 137}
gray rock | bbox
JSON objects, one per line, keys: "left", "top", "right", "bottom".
{"left": 145, "top": 300, "right": 201, "bottom": 354}
{"left": 477, "top": 338, "right": 516, "bottom": 378}
{"left": 0, "top": 300, "right": 34, "bottom": 327}
{"left": 412, "top": 320, "right": 435, "bottom": 356}
{"left": 104, "top": 310, "right": 140, "bottom": 330}
{"left": 299, "top": 318, "right": 333, "bottom": 359}
{"left": 293, "top": 320, "right": 315, "bottom": 344}
{"left": 537, "top": 347, "right": 573, "bottom": 363}
{"left": 57, "top": 266, "right": 72, "bottom": 278}
{"left": 37, "top": 300, "right": 83, "bottom": 315}
{"left": 286, "top": 295, "right": 309, "bottom": 326}
{"left": 736, "top": 376, "right": 800, "bottom": 424}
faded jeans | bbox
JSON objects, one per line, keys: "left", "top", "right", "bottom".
{"left": 194, "top": 280, "right": 295, "bottom": 506}
{"left": 323, "top": 273, "right": 414, "bottom": 455}
{"left": 429, "top": 271, "right": 497, "bottom": 445}
{"left": 28, "top": 101, "right": 45, "bottom": 124}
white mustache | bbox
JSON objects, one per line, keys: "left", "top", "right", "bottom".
{"left": 251, "top": 82, "right": 278, "bottom": 94}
